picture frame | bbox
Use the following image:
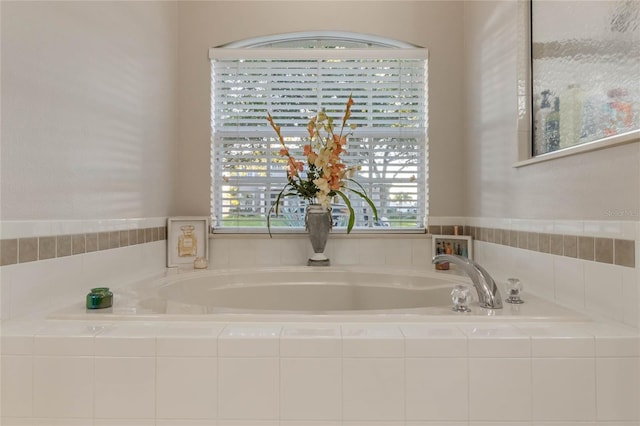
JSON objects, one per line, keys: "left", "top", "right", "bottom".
{"left": 167, "top": 216, "right": 210, "bottom": 267}
{"left": 432, "top": 235, "right": 473, "bottom": 260}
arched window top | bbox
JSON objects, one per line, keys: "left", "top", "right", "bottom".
{"left": 218, "top": 31, "right": 423, "bottom": 49}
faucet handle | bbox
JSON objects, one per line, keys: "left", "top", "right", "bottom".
{"left": 451, "top": 284, "right": 473, "bottom": 312}
{"left": 505, "top": 278, "right": 524, "bottom": 304}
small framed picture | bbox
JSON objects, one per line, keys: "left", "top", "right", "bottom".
{"left": 432, "top": 235, "right": 473, "bottom": 260}
{"left": 167, "top": 217, "right": 210, "bottom": 267}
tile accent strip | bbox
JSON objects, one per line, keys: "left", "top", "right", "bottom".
{"left": 428, "top": 225, "right": 636, "bottom": 268}
{"left": 1, "top": 226, "right": 167, "bottom": 266}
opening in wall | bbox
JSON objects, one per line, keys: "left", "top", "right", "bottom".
{"left": 516, "top": 0, "right": 640, "bottom": 166}
{"left": 209, "top": 32, "right": 429, "bottom": 233}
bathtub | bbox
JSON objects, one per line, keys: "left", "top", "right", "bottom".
{"left": 14, "top": 265, "right": 640, "bottom": 425}
{"left": 51, "top": 266, "right": 588, "bottom": 322}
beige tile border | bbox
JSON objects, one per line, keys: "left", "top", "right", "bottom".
{"left": 429, "top": 225, "right": 635, "bottom": 268}
{"left": 1, "top": 226, "right": 167, "bottom": 266}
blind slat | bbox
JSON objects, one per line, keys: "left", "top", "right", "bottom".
{"left": 211, "top": 54, "right": 428, "bottom": 230}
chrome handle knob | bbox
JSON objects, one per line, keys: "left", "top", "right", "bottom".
{"left": 505, "top": 278, "right": 524, "bottom": 304}
{"left": 451, "top": 285, "right": 472, "bottom": 312}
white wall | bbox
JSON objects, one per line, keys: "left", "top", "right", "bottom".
{"left": 463, "top": 0, "right": 640, "bottom": 221}
{"left": 462, "top": 1, "right": 640, "bottom": 328}
{"left": 175, "top": 0, "right": 466, "bottom": 218}
{"left": 1, "top": 1, "right": 178, "bottom": 221}
{"left": 0, "top": 1, "right": 178, "bottom": 320}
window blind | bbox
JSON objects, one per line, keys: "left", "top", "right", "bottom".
{"left": 210, "top": 48, "right": 428, "bottom": 232}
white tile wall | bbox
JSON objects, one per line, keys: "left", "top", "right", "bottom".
{"left": 596, "top": 357, "right": 640, "bottom": 421}
{"left": 585, "top": 261, "right": 624, "bottom": 322}
{"left": 0, "top": 218, "right": 167, "bottom": 321}
{"left": 342, "top": 358, "right": 404, "bottom": 421}
{"left": 2, "top": 217, "right": 639, "bottom": 424}
{"left": 468, "top": 358, "right": 532, "bottom": 421}
{"left": 156, "top": 357, "right": 217, "bottom": 420}
{"left": 280, "top": 325, "right": 341, "bottom": 357}
{"left": 210, "top": 235, "right": 432, "bottom": 269}
{"left": 33, "top": 356, "right": 94, "bottom": 418}
{"left": 94, "top": 357, "right": 156, "bottom": 419}
{"left": 474, "top": 234, "right": 639, "bottom": 328}
{"left": 218, "top": 325, "right": 281, "bottom": 357}
{"left": 342, "top": 325, "right": 404, "bottom": 357}
{"left": 553, "top": 256, "right": 586, "bottom": 310}
{"left": 405, "top": 357, "right": 468, "bottom": 421}
{"left": 155, "top": 324, "right": 223, "bottom": 357}
{"left": 2, "top": 320, "right": 639, "bottom": 424}
{"left": 532, "top": 358, "right": 596, "bottom": 421}
{"left": 464, "top": 217, "right": 640, "bottom": 327}
{"left": 280, "top": 357, "right": 342, "bottom": 421}
{"left": 218, "top": 357, "right": 279, "bottom": 420}
{"left": 1, "top": 355, "right": 33, "bottom": 417}
{"left": 401, "top": 324, "right": 468, "bottom": 357}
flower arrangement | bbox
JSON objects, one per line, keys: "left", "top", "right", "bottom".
{"left": 266, "top": 95, "right": 378, "bottom": 234}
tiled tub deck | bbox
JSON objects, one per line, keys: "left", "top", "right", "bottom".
{"left": 2, "top": 318, "right": 639, "bottom": 425}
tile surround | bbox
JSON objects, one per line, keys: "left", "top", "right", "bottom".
{"left": 1, "top": 226, "right": 167, "bottom": 266}
{"left": 2, "top": 321, "right": 639, "bottom": 424}
{"left": 431, "top": 223, "right": 636, "bottom": 268}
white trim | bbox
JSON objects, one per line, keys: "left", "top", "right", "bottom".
{"left": 211, "top": 227, "right": 427, "bottom": 238}
{"left": 514, "top": 130, "right": 640, "bottom": 168}
{"left": 209, "top": 47, "right": 428, "bottom": 60}
{"left": 218, "top": 31, "right": 423, "bottom": 49}
{"left": 515, "top": 0, "right": 640, "bottom": 166}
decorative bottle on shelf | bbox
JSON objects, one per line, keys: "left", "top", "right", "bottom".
{"left": 435, "top": 241, "right": 449, "bottom": 270}
{"left": 545, "top": 97, "right": 560, "bottom": 152}
{"left": 604, "top": 88, "right": 633, "bottom": 136}
{"left": 178, "top": 225, "right": 197, "bottom": 257}
{"left": 534, "top": 90, "right": 552, "bottom": 154}
{"left": 559, "top": 84, "right": 584, "bottom": 148}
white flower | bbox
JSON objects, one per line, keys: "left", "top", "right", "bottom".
{"left": 316, "top": 192, "right": 331, "bottom": 208}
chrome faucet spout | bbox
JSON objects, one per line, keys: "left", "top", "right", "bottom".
{"left": 432, "top": 254, "right": 503, "bottom": 309}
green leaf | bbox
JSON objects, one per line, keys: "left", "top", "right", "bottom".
{"left": 335, "top": 190, "right": 355, "bottom": 233}
{"left": 344, "top": 187, "right": 379, "bottom": 222}
{"left": 268, "top": 186, "right": 297, "bottom": 238}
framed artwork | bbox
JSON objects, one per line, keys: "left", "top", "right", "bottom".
{"left": 432, "top": 235, "right": 473, "bottom": 260}
{"left": 167, "top": 217, "right": 209, "bottom": 267}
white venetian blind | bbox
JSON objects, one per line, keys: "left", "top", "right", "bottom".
{"left": 210, "top": 46, "right": 429, "bottom": 232}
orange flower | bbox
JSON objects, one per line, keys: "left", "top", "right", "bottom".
{"left": 303, "top": 144, "right": 313, "bottom": 156}
{"left": 327, "top": 172, "right": 342, "bottom": 190}
{"left": 266, "top": 96, "right": 379, "bottom": 235}
{"left": 342, "top": 95, "right": 354, "bottom": 126}
{"left": 287, "top": 157, "right": 303, "bottom": 178}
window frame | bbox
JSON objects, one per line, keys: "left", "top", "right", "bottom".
{"left": 514, "top": 0, "right": 640, "bottom": 168}
{"left": 209, "top": 34, "right": 429, "bottom": 234}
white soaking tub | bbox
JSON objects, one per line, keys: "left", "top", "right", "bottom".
{"left": 51, "top": 266, "right": 588, "bottom": 322}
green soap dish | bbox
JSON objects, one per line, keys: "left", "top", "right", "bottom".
{"left": 86, "top": 287, "right": 113, "bottom": 309}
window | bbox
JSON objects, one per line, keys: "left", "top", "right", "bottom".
{"left": 210, "top": 33, "right": 428, "bottom": 232}
{"left": 530, "top": 0, "right": 639, "bottom": 158}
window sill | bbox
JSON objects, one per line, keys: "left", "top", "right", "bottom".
{"left": 211, "top": 228, "right": 428, "bottom": 239}
{"left": 514, "top": 129, "right": 640, "bottom": 168}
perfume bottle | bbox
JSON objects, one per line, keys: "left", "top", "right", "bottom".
{"left": 178, "top": 225, "right": 197, "bottom": 257}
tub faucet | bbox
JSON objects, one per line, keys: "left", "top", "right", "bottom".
{"left": 432, "top": 254, "right": 503, "bottom": 309}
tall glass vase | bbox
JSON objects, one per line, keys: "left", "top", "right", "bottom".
{"left": 305, "top": 203, "right": 332, "bottom": 266}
